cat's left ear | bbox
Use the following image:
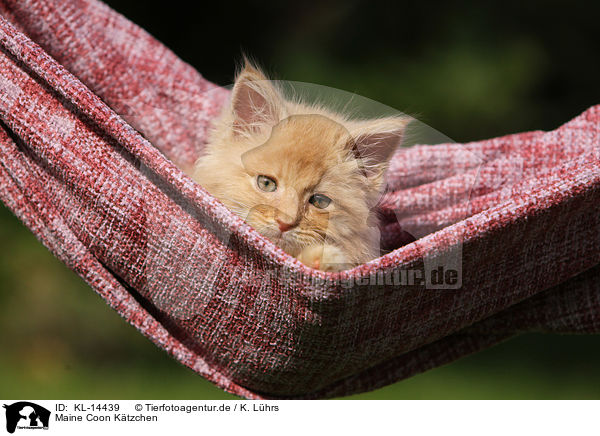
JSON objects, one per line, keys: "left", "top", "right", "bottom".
{"left": 349, "top": 116, "right": 412, "bottom": 178}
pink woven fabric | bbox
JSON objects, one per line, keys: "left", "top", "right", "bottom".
{"left": 0, "top": 0, "right": 598, "bottom": 399}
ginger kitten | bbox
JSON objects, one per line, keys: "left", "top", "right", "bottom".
{"left": 192, "top": 62, "right": 409, "bottom": 271}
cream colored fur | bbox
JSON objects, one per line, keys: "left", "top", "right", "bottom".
{"left": 192, "top": 62, "right": 409, "bottom": 271}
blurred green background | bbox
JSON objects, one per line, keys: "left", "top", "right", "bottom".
{"left": 2, "top": 0, "right": 600, "bottom": 399}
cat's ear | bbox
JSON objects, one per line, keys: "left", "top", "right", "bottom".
{"left": 230, "top": 62, "right": 283, "bottom": 136}
{"left": 348, "top": 116, "right": 411, "bottom": 179}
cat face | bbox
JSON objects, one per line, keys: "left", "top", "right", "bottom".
{"left": 239, "top": 114, "right": 376, "bottom": 256}
{"left": 193, "top": 62, "right": 409, "bottom": 262}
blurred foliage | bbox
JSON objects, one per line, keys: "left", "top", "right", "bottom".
{"left": 106, "top": 0, "right": 600, "bottom": 141}
{"left": 1, "top": 0, "right": 600, "bottom": 399}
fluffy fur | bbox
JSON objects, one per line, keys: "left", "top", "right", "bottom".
{"left": 192, "top": 62, "right": 409, "bottom": 271}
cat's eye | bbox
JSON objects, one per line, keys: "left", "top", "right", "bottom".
{"left": 309, "top": 193, "right": 332, "bottom": 209}
{"left": 257, "top": 175, "right": 277, "bottom": 192}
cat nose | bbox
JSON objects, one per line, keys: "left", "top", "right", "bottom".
{"left": 276, "top": 218, "right": 295, "bottom": 233}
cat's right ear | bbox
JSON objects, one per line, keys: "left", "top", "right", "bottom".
{"left": 230, "top": 63, "right": 282, "bottom": 136}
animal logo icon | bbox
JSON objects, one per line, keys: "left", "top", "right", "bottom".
{"left": 3, "top": 402, "right": 50, "bottom": 434}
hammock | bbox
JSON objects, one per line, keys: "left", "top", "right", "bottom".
{"left": 0, "top": 0, "right": 599, "bottom": 400}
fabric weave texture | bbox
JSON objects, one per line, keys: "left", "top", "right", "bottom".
{"left": 0, "top": 0, "right": 598, "bottom": 399}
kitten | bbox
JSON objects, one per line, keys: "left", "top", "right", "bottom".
{"left": 192, "top": 62, "right": 409, "bottom": 271}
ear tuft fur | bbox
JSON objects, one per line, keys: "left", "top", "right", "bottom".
{"left": 230, "top": 60, "right": 283, "bottom": 137}
{"left": 349, "top": 116, "right": 412, "bottom": 178}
